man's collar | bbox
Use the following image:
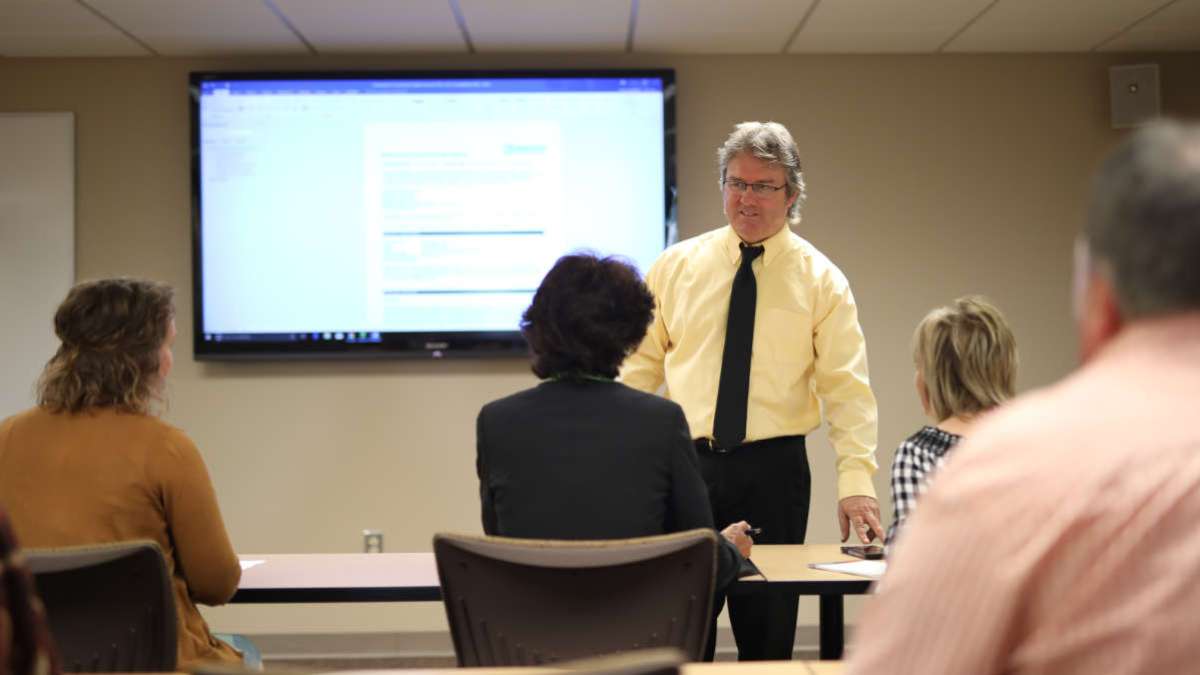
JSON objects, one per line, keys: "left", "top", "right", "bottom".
{"left": 722, "top": 224, "right": 792, "bottom": 267}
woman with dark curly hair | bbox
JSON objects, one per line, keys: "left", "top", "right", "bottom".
{"left": 476, "top": 253, "right": 753, "bottom": 660}
{"left": 0, "top": 278, "right": 246, "bottom": 669}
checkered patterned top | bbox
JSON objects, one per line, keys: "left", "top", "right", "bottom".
{"left": 885, "top": 426, "right": 962, "bottom": 546}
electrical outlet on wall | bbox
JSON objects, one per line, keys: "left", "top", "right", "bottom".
{"left": 363, "top": 529, "right": 383, "bottom": 553}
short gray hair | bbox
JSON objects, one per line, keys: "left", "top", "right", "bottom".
{"left": 717, "top": 121, "right": 806, "bottom": 225}
{"left": 1085, "top": 120, "right": 1200, "bottom": 318}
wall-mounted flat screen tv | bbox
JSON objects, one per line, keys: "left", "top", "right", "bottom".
{"left": 190, "top": 69, "right": 675, "bottom": 360}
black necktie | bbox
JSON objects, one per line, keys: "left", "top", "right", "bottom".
{"left": 713, "top": 244, "right": 764, "bottom": 449}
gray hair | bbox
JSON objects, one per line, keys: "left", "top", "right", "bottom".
{"left": 717, "top": 121, "right": 807, "bottom": 225}
{"left": 1085, "top": 120, "right": 1200, "bottom": 318}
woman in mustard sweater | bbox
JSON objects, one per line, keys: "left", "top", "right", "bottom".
{"left": 0, "top": 278, "right": 243, "bottom": 668}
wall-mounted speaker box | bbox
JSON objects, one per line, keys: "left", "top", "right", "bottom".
{"left": 1109, "top": 64, "right": 1160, "bottom": 129}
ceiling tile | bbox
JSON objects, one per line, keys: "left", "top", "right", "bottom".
{"left": 272, "top": 0, "right": 467, "bottom": 53}
{"left": 3, "top": 0, "right": 1192, "bottom": 58}
{"left": 947, "top": 0, "right": 1169, "bottom": 52}
{"left": 789, "top": 0, "right": 995, "bottom": 53}
{"left": 458, "top": 0, "right": 628, "bottom": 52}
{"left": 1100, "top": 0, "right": 1200, "bottom": 51}
{"left": 0, "top": 0, "right": 147, "bottom": 57}
{"left": 635, "top": 0, "right": 814, "bottom": 54}
{"left": 86, "top": 0, "right": 309, "bottom": 55}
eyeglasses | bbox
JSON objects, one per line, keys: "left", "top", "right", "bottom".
{"left": 723, "top": 178, "right": 787, "bottom": 195}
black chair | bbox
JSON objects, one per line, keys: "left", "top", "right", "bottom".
{"left": 26, "top": 540, "right": 177, "bottom": 672}
{"left": 434, "top": 529, "right": 717, "bottom": 666}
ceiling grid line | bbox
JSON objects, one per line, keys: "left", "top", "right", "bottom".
{"left": 447, "top": 0, "right": 476, "bottom": 53}
{"left": 3, "top": 0, "right": 1198, "bottom": 60}
{"left": 261, "top": 0, "right": 317, "bottom": 55}
{"left": 73, "top": 0, "right": 159, "bottom": 56}
{"left": 1090, "top": 0, "right": 1186, "bottom": 51}
{"left": 936, "top": 0, "right": 1003, "bottom": 53}
{"left": 625, "top": 0, "right": 640, "bottom": 53}
{"left": 781, "top": 0, "right": 823, "bottom": 54}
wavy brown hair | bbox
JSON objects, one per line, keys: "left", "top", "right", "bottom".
{"left": 37, "top": 278, "right": 175, "bottom": 414}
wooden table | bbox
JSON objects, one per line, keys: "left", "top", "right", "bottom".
{"left": 233, "top": 545, "right": 873, "bottom": 660}
{"left": 234, "top": 552, "right": 441, "bottom": 602}
{"left": 389, "top": 662, "right": 842, "bottom": 675}
{"left": 730, "top": 545, "right": 873, "bottom": 660}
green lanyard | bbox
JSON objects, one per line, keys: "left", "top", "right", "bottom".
{"left": 547, "top": 373, "right": 614, "bottom": 383}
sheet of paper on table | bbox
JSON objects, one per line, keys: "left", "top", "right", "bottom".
{"left": 808, "top": 559, "right": 886, "bottom": 580}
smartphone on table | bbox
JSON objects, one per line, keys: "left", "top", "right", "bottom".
{"left": 841, "top": 544, "right": 885, "bottom": 560}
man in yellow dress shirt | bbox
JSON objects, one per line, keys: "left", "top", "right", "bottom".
{"left": 621, "top": 121, "right": 880, "bottom": 660}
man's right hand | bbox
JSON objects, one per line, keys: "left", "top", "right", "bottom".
{"left": 721, "top": 520, "right": 754, "bottom": 558}
{"left": 838, "top": 495, "right": 884, "bottom": 544}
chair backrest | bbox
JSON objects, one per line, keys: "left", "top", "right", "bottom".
{"left": 433, "top": 529, "right": 717, "bottom": 666}
{"left": 26, "top": 540, "right": 177, "bottom": 672}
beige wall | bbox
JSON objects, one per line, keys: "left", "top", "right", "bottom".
{"left": 4, "top": 52, "right": 1200, "bottom": 637}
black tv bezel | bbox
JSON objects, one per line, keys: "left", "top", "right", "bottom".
{"left": 189, "top": 68, "right": 676, "bottom": 361}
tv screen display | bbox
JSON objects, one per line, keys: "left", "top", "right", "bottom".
{"left": 190, "top": 69, "right": 675, "bottom": 359}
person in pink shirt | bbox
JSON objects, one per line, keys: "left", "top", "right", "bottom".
{"left": 848, "top": 120, "right": 1200, "bottom": 674}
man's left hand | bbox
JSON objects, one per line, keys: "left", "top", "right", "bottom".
{"left": 838, "top": 495, "right": 883, "bottom": 543}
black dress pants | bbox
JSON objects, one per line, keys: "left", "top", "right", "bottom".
{"left": 698, "top": 435, "right": 810, "bottom": 661}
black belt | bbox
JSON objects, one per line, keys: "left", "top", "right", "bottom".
{"left": 693, "top": 438, "right": 732, "bottom": 454}
{"left": 694, "top": 435, "right": 806, "bottom": 455}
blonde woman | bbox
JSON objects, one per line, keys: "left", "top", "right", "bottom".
{"left": 885, "top": 296, "right": 1017, "bottom": 546}
{"left": 0, "top": 279, "right": 246, "bottom": 669}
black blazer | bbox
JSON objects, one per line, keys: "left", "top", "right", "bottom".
{"left": 476, "top": 378, "right": 744, "bottom": 590}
